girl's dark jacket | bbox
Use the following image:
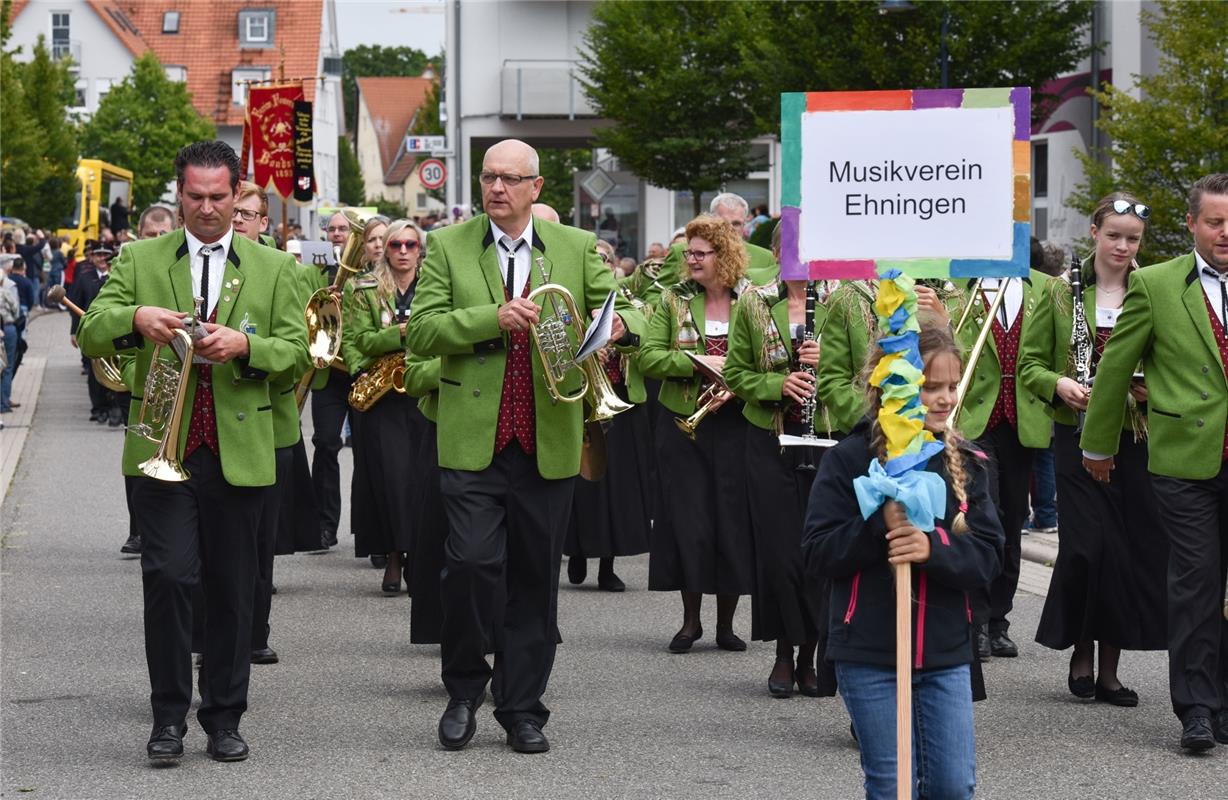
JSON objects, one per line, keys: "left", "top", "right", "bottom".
{"left": 803, "top": 422, "right": 1004, "bottom": 671}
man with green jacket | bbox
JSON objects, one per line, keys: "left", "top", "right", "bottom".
{"left": 78, "top": 141, "right": 310, "bottom": 764}
{"left": 1082, "top": 174, "right": 1228, "bottom": 751}
{"left": 406, "top": 139, "right": 643, "bottom": 755}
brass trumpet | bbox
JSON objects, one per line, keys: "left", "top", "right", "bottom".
{"left": 48, "top": 285, "right": 127, "bottom": 393}
{"left": 129, "top": 297, "right": 203, "bottom": 482}
{"left": 305, "top": 209, "right": 369, "bottom": 369}
{"left": 674, "top": 351, "right": 732, "bottom": 441}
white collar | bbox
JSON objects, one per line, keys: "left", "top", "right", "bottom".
{"left": 1195, "top": 248, "right": 1223, "bottom": 278}
{"left": 489, "top": 218, "right": 533, "bottom": 249}
{"left": 184, "top": 226, "right": 234, "bottom": 259}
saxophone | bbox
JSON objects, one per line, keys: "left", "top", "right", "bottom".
{"left": 347, "top": 351, "right": 407, "bottom": 412}
{"left": 1069, "top": 251, "right": 1093, "bottom": 432}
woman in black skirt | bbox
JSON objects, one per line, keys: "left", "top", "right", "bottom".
{"left": 1019, "top": 192, "right": 1165, "bottom": 705}
{"left": 725, "top": 266, "right": 839, "bottom": 698}
{"left": 640, "top": 214, "right": 754, "bottom": 653}
{"left": 565, "top": 238, "right": 652, "bottom": 591}
{"left": 342, "top": 219, "right": 428, "bottom": 595}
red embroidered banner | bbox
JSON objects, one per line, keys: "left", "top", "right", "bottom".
{"left": 248, "top": 83, "right": 304, "bottom": 200}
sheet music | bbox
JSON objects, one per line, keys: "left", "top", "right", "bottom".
{"left": 576, "top": 290, "right": 616, "bottom": 363}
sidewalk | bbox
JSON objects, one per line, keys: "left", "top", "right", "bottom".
{"left": 0, "top": 308, "right": 62, "bottom": 503}
{"left": 1022, "top": 529, "right": 1060, "bottom": 567}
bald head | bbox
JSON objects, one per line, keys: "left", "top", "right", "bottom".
{"left": 480, "top": 138, "right": 544, "bottom": 233}
{"left": 531, "top": 203, "right": 560, "bottom": 224}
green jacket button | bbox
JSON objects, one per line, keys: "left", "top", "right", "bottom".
{"left": 1202, "top": 391, "right": 1209, "bottom": 400}
{"left": 472, "top": 389, "right": 481, "bottom": 398}
{"left": 1197, "top": 419, "right": 1205, "bottom": 427}
{"left": 477, "top": 356, "right": 486, "bottom": 364}
{"left": 237, "top": 412, "right": 246, "bottom": 421}
{"left": 1204, "top": 366, "right": 1210, "bottom": 373}
{"left": 977, "top": 398, "right": 984, "bottom": 404}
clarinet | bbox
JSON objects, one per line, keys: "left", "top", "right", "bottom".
{"left": 1069, "top": 251, "right": 1093, "bottom": 432}
{"left": 796, "top": 281, "right": 819, "bottom": 472}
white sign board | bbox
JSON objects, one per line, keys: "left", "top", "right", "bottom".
{"left": 799, "top": 107, "right": 1014, "bottom": 262}
{"left": 405, "top": 135, "right": 447, "bottom": 153}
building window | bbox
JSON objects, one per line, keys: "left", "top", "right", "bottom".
{"left": 1033, "top": 141, "right": 1049, "bottom": 199}
{"left": 162, "top": 11, "right": 180, "bottom": 34}
{"left": 1033, "top": 206, "right": 1048, "bottom": 241}
{"left": 232, "top": 68, "right": 271, "bottom": 105}
{"left": 96, "top": 78, "right": 114, "bottom": 105}
{"left": 239, "top": 10, "right": 275, "bottom": 47}
{"left": 164, "top": 65, "right": 187, "bottom": 82}
{"left": 417, "top": 193, "right": 427, "bottom": 208}
{"left": 51, "top": 11, "right": 71, "bottom": 60}
{"left": 73, "top": 77, "right": 87, "bottom": 109}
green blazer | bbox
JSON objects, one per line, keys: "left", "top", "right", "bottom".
{"left": 403, "top": 351, "right": 440, "bottom": 423}
{"left": 268, "top": 260, "right": 315, "bottom": 448}
{"left": 725, "top": 283, "right": 831, "bottom": 432}
{"left": 1018, "top": 262, "right": 1136, "bottom": 431}
{"left": 405, "top": 214, "right": 646, "bottom": 479}
{"left": 954, "top": 271, "right": 1053, "bottom": 447}
{"left": 77, "top": 230, "right": 311, "bottom": 486}
{"left": 815, "top": 282, "right": 878, "bottom": 434}
{"left": 639, "top": 279, "right": 751, "bottom": 415}
{"left": 1081, "top": 253, "right": 1227, "bottom": 479}
{"left": 341, "top": 275, "right": 407, "bottom": 375}
{"left": 632, "top": 241, "right": 778, "bottom": 307}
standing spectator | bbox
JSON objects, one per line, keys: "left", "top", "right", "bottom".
{"left": 6, "top": 258, "right": 32, "bottom": 377}
{"left": 0, "top": 259, "right": 20, "bottom": 413}
{"left": 14, "top": 228, "right": 45, "bottom": 308}
{"left": 46, "top": 236, "right": 67, "bottom": 306}
{"left": 745, "top": 204, "right": 771, "bottom": 238}
{"left": 110, "top": 197, "right": 130, "bottom": 235}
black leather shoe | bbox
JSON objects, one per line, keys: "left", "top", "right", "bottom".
{"left": 147, "top": 723, "right": 186, "bottom": 761}
{"left": 567, "top": 555, "right": 587, "bottom": 585}
{"left": 597, "top": 571, "right": 626, "bottom": 592}
{"left": 438, "top": 692, "right": 485, "bottom": 751}
{"left": 250, "top": 647, "right": 279, "bottom": 665}
{"left": 715, "top": 629, "right": 747, "bottom": 652}
{"left": 1180, "top": 716, "right": 1215, "bottom": 751}
{"left": 120, "top": 534, "right": 142, "bottom": 555}
{"left": 206, "top": 729, "right": 249, "bottom": 762}
{"left": 1094, "top": 681, "right": 1138, "bottom": 707}
{"left": 1212, "top": 710, "right": 1228, "bottom": 745}
{"left": 974, "top": 626, "right": 991, "bottom": 661}
{"left": 795, "top": 666, "right": 822, "bottom": 697}
{"left": 768, "top": 661, "right": 794, "bottom": 698}
{"left": 1067, "top": 674, "right": 1095, "bottom": 699}
{"left": 320, "top": 528, "right": 338, "bottom": 549}
{"left": 506, "top": 720, "right": 550, "bottom": 753}
{"left": 668, "top": 626, "right": 702, "bottom": 653}
{"left": 989, "top": 632, "right": 1018, "bottom": 658}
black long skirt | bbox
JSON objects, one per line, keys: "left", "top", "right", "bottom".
{"left": 408, "top": 420, "right": 446, "bottom": 644}
{"left": 352, "top": 392, "right": 426, "bottom": 557}
{"left": 349, "top": 408, "right": 376, "bottom": 552}
{"left": 648, "top": 400, "right": 753, "bottom": 595}
{"left": 564, "top": 391, "right": 652, "bottom": 560}
{"left": 275, "top": 436, "right": 324, "bottom": 554}
{"left": 1035, "top": 423, "right": 1167, "bottom": 651}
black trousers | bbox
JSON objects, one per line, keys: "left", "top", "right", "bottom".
{"left": 438, "top": 443, "right": 575, "bottom": 730}
{"left": 310, "top": 370, "right": 352, "bottom": 535}
{"left": 252, "top": 446, "right": 292, "bottom": 651}
{"left": 131, "top": 448, "right": 266, "bottom": 733}
{"left": 1153, "top": 470, "right": 1228, "bottom": 722}
{"left": 978, "top": 421, "right": 1033, "bottom": 634}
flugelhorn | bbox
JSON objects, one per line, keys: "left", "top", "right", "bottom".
{"left": 526, "top": 256, "right": 632, "bottom": 422}
{"left": 128, "top": 297, "right": 203, "bottom": 482}
{"left": 305, "top": 209, "right": 369, "bottom": 369}
{"left": 48, "top": 285, "right": 127, "bottom": 392}
{"left": 674, "top": 351, "right": 731, "bottom": 441}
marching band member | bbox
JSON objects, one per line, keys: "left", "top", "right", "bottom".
{"left": 1081, "top": 173, "right": 1228, "bottom": 751}
{"left": 640, "top": 214, "right": 754, "bottom": 654}
{"left": 341, "top": 220, "right": 426, "bottom": 595}
{"left": 1020, "top": 193, "right": 1165, "bottom": 706}
{"left": 405, "top": 139, "right": 643, "bottom": 754}
{"left": 724, "top": 236, "right": 835, "bottom": 696}
{"left": 404, "top": 350, "right": 445, "bottom": 644}
{"left": 77, "top": 141, "right": 310, "bottom": 762}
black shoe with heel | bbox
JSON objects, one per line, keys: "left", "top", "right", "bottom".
{"left": 668, "top": 626, "right": 702, "bottom": 653}
{"left": 715, "top": 629, "right": 747, "bottom": 652}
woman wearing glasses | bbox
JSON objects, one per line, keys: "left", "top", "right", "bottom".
{"left": 342, "top": 220, "right": 428, "bottom": 594}
{"left": 1019, "top": 193, "right": 1165, "bottom": 705}
{"left": 640, "top": 215, "right": 754, "bottom": 653}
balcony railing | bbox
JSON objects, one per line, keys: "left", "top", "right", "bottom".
{"left": 501, "top": 60, "right": 595, "bottom": 120}
{"left": 52, "top": 39, "right": 82, "bottom": 66}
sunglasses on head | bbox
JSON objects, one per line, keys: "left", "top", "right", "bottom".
{"left": 1110, "top": 199, "right": 1150, "bottom": 220}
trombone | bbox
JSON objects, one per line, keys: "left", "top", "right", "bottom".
{"left": 674, "top": 351, "right": 732, "bottom": 441}
{"left": 48, "top": 285, "right": 127, "bottom": 393}
{"left": 950, "top": 280, "right": 1008, "bottom": 423}
{"left": 128, "top": 297, "right": 203, "bottom": 482}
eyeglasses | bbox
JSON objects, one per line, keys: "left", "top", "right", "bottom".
{"left": 683, "top": 249, "right": 716, "bottom": 261}
{"left": 478, "top": 172, "right": 537, "bottom": 187}
{"left": 598, "top": 252, "right": 613, "bottom": 264}
{"left": 388, "top": 239, "right": 420, "bottom": 252}
{"left": 1110, "top": 200, "right": 1150, "bottom": 220}
{"left": 325, "top": 226, "right": 350, "bottom": 234}
{"left": 233, "top": 208, "right": 261, "bottom": 221}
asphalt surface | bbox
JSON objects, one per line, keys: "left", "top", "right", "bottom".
{"left": 3, "top": 311, "right": 1227, "bottom": 799}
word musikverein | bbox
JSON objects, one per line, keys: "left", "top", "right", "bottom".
{"left": 829, "top": 158, "right": 984, "bottom": 221}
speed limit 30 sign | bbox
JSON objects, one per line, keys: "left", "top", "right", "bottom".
{"left": 418, "top": 159, "right": 447, "bottom": 190}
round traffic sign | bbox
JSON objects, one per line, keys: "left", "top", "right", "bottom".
{"left": 419, "top": 158, "right": 447, "bottom": 190}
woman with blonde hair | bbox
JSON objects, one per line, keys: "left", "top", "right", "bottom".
{"left": 641, "top": 214, "right": 754, "bottom": 653}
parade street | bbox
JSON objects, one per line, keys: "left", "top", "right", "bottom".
{"left": 2, "top": 312, "right": 1226, "bottom": 800}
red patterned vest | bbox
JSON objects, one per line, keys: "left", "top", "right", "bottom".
{"left": 986, "top": 300, "right": 1022, "bottom": 431}
{"left": 494, "top": 281, "right": 536, "bottom": 455}
{"left": 1201, "top": 292, "right": 1228, "bottom": 461}
{"left": 183, "top": 306, "right": 220, "bottom": 459}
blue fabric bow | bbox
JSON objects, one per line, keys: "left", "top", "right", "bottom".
{"left": 853, "top": 458, "right": 948, "bottom": 531}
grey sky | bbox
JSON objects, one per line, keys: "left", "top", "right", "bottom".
{"left": 335, "top": 0, "right": 446, "bottom": 57}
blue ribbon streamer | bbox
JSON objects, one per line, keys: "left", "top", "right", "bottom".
{"left": 853, "top": 457, "right": 948, "bottom": 531}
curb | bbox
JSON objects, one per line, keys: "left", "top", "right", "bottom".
{"left": 1021, "top": 531, "right": 1059, "bottom": 568}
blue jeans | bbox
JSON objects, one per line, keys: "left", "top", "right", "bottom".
{"left": 836, "top": 662, "right": 976, "bottom": 800}
{"left": 1028, "top": 437, "right": 1057, "bottom": 528}
{"left": 1, "top": 323, "right": 17, "bottom": 410}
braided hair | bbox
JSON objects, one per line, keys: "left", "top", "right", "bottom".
{"left": 859, "top": 321, "right": 972, "bottom": 534}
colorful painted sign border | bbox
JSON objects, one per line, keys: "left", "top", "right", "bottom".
{"left": 780, "top": 87, "right": 1031, "bottom": 281}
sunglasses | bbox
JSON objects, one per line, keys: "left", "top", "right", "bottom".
{"left": 1110, "top": 200, "right": 1150, "bottom": 220}
{"left": 388, "top": 239, "right": 420, "bottom": 252}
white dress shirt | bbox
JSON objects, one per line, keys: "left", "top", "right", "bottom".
{"left": 490, "top": 219, "right": 534, "bottom": 299}
{"left": 1196, "top": 249, "right": 1228, "bottom": 328}
{"left": 980, "top": 277, "right": 1023, "bottom": 330}
{"left": 184, "top": 227, "right": 233, "bottom": 318}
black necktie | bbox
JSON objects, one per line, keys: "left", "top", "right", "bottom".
{"left": 500, "top": 238, "right": 525, "bottom": 299}
{"left": 1203, "top": 267, "right": 1228, "bottom": 329}
{"left": 200, "top": 247, "right": 211, "bottom": 318}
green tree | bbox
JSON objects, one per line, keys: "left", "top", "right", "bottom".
{"left": 579, "top": 1, "right": 768, "bottom": 217}
{"left": 342, "top": 44, "right": 432, "bottom": 134}
{"left": 337, "top": 135, "right": 365, "bottom": 205}
{"left": 80, "top": 52, "right": 215, "bottom": 209}
{"left": 8, "top": 36, "right": 79, "bottom": 227}
{"left": 0, "top": 49, "right": 42, "bottom": 222}
{"left": 536, "top": 148, "right": 590, "bottom": 221}
{"left": 1070, "top": 1, "right": 1228, "bottom": 261}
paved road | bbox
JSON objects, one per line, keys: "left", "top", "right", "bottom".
{"left": 3, "top": 313, "right": 1226, "bottom": 799}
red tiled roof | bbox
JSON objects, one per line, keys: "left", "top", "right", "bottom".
{"left": 357, "top": 76, "right": 433, "bottom": 178}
